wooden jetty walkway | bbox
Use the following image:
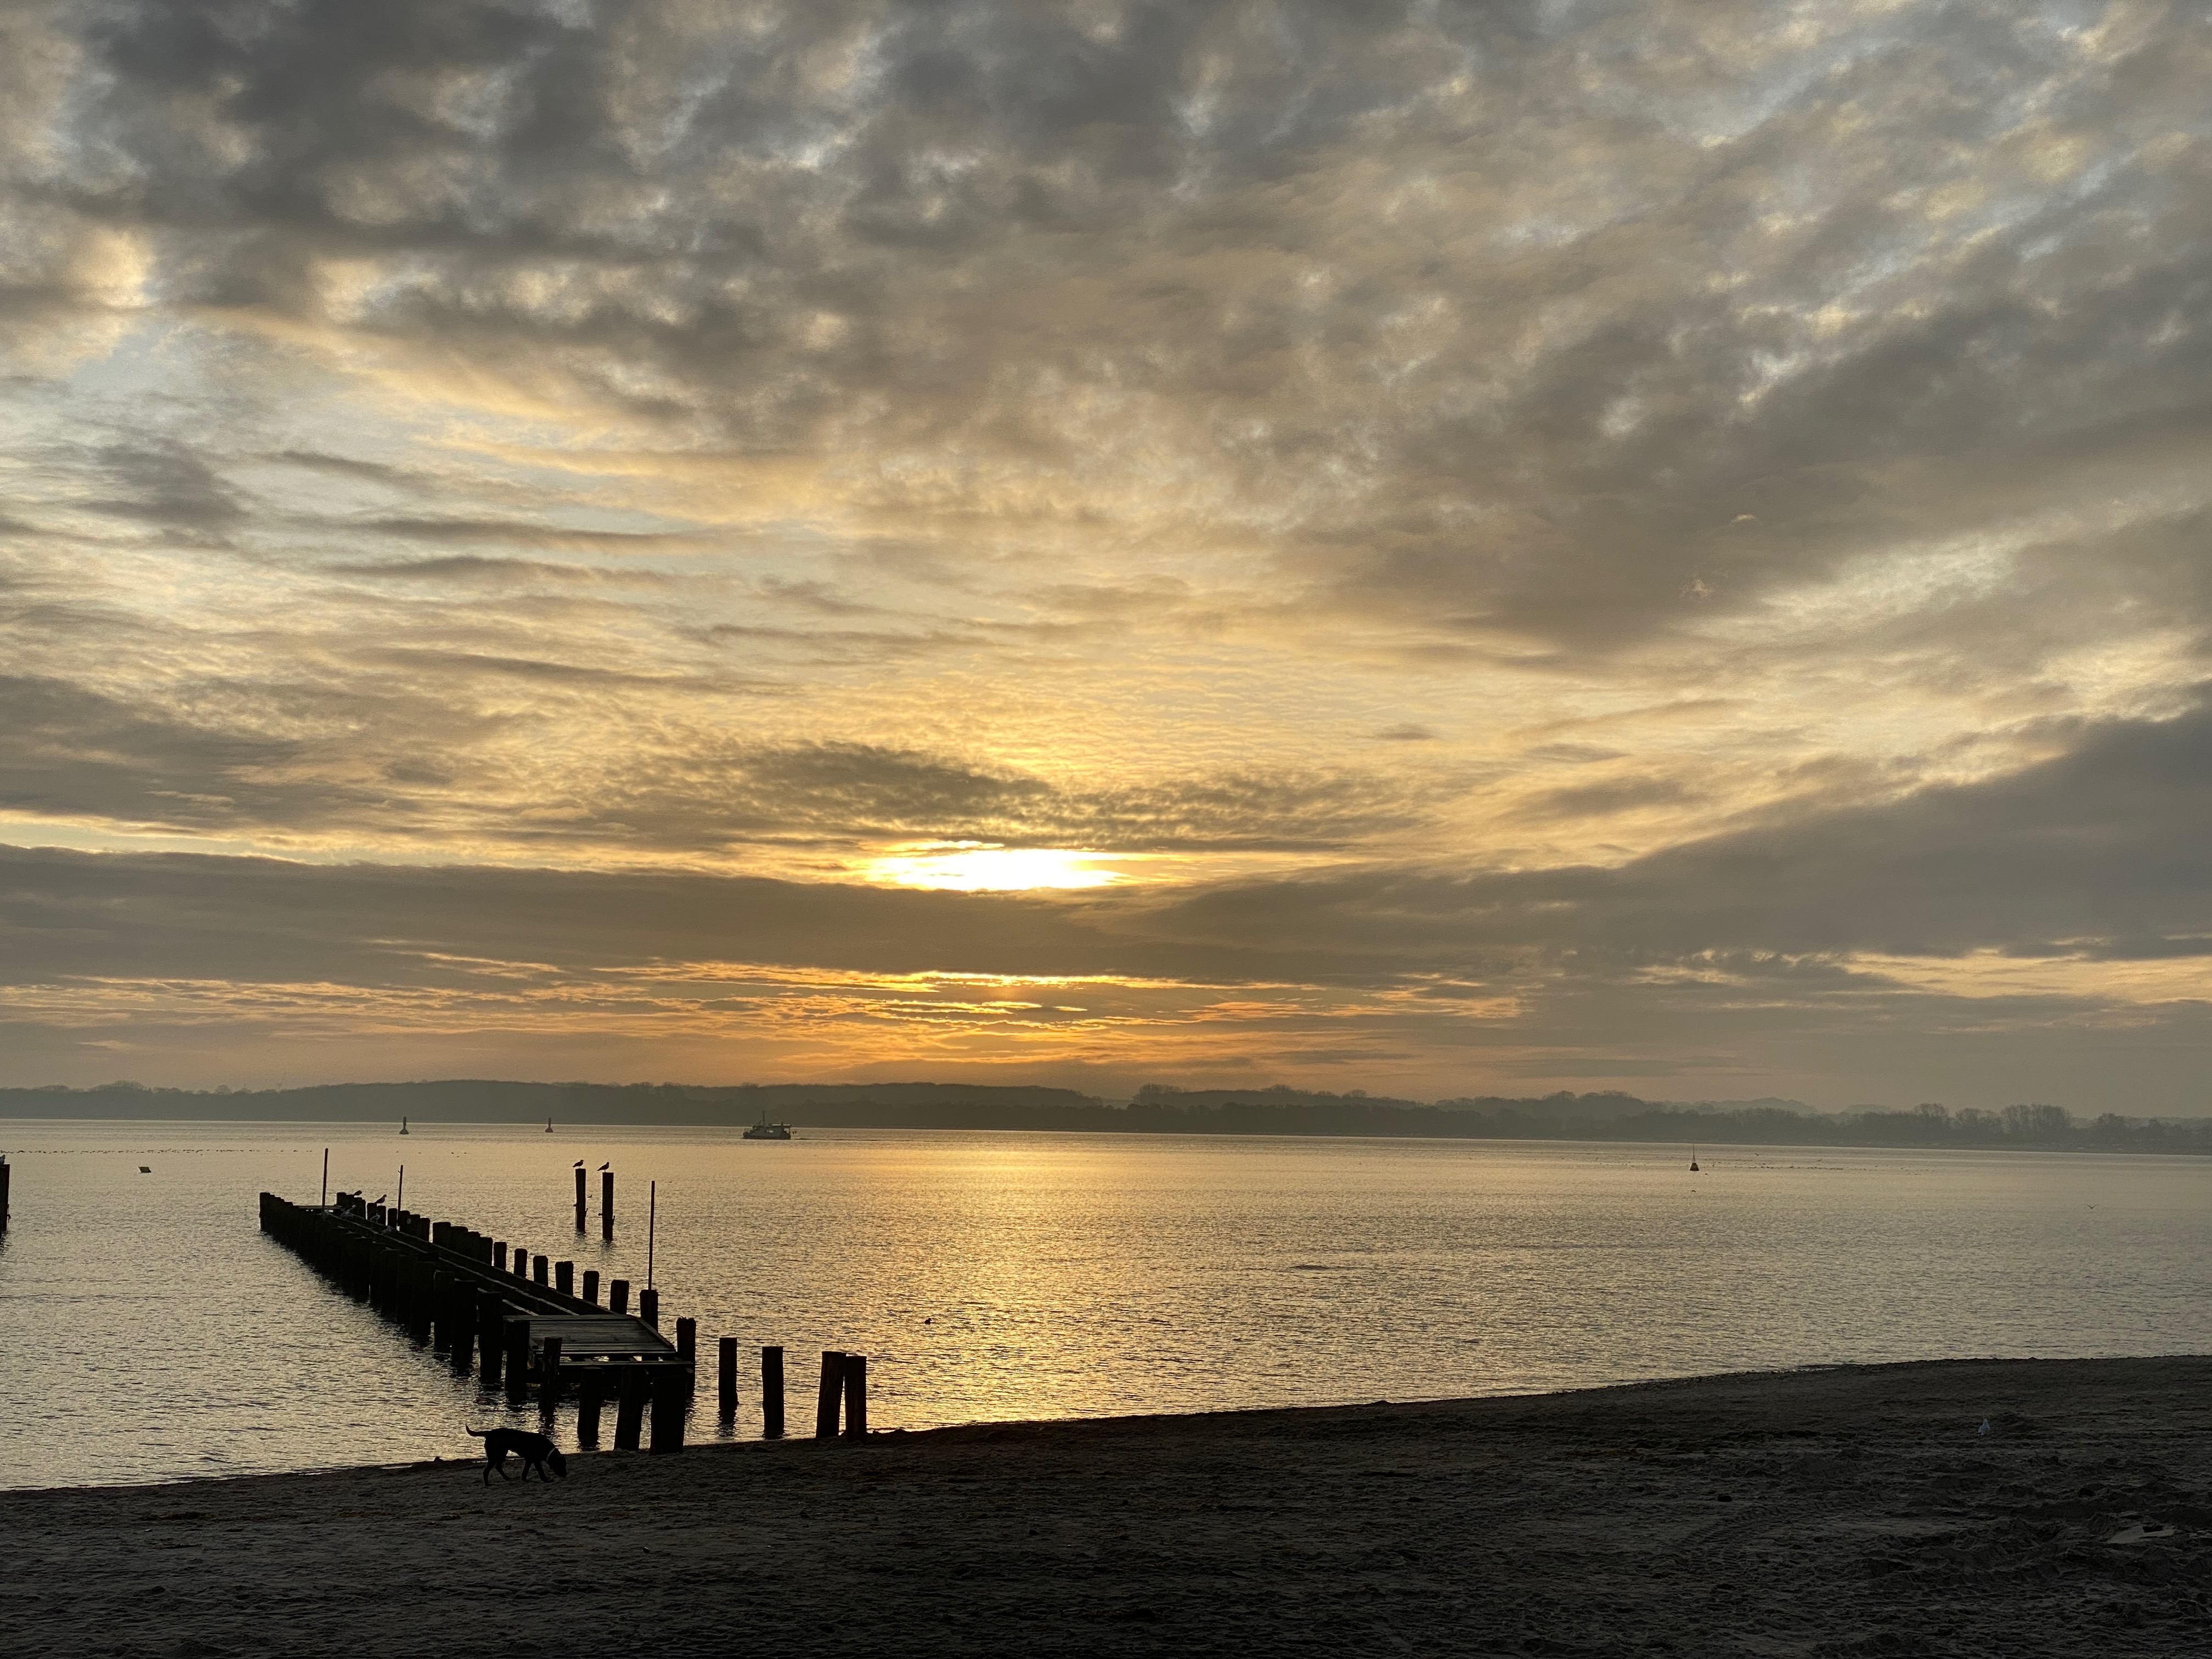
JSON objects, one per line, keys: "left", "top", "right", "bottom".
{"left": 259, "top": 1190, "right": 697, "bottom": 1452}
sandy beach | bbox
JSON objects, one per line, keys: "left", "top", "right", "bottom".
{"left": 7, "top": 1357, "right": 2210, "bottom": 1656}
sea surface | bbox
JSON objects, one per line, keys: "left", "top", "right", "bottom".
{"left": 2, "top": 1120, "right": 2208, "bottom": 1491}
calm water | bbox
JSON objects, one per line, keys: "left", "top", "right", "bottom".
{"left": 2, "top": 1120, "right": 2208, "bottom": 1490}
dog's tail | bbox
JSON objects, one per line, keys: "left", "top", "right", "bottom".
{"left": 465, "top": 1427, "right": 490, "bottom": 1438}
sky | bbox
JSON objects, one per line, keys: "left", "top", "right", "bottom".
{"left": 2, "top": 0, "right": 2209, "bottom": 1110}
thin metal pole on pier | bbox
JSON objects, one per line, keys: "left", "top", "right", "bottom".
{"left": 1, "top": 1153, "right": 10, "bottom": 1233}
{"left": 647, "top": 1180, "right": 656, "bottom": 1289}
{"left": 320, "top": 1148, "right": 328, "bottom": 1208}
{"left": 397, "top": 1165, "right": 404, "bottom": 1209}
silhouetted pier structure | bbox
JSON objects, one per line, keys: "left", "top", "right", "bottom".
{"left": 258, "top": 1190, "right": 695, "bottom": 1452}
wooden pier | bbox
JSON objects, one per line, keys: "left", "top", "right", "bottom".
{"left": 258, "top": 1190, "right": 695, "bottom": 1452}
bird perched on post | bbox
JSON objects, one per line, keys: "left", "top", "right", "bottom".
{"left": 573, "top": 1160, "right": 584, "bottom": 1169}
{"left": 598, "top": 1162, "right": 610, "bottom": 1171}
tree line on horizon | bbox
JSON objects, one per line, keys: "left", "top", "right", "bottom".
{"left": 2, "top": 1079, "right": 2206, "bottom": 1153}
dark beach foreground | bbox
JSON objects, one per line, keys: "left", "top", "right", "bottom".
{"left": 7, "top": 1358, "right": 2210, "bottom": 1657}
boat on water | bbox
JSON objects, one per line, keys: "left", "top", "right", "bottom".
{"left": 743, "top": 1115, "right": 794, "bottom": 1141}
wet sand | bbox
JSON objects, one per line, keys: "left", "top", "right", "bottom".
{"left": 7, "top": 1357, "right": 2211, "bottom": 1656}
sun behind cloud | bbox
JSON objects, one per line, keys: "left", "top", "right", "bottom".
{"left": 864, "top": 843, "right": 1136, "bottom": 893}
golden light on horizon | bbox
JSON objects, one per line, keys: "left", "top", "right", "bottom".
{"left": 862, "top": 843, "right": 1138, "bottom": 893}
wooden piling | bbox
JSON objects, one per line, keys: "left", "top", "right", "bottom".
{"left": 582, "top": 1268, "right": 599, "bottom": 1305}
{"left": 815, "top": 1351, "right": 845, "bottom": 1440}
{"left": 477, "top": 1290, "right": 506, "bottom": 1387}
{"left": 2, "top": 1154, "right": 11, "bottom": 1233}
{"left": 614, "top": 1368, "right": 647, "bottom": 1451}
{"left": 539, "top": 1334, "right": 563, "bottom": 1407}
{"left": 843, "top": 1353, "right": 868, "bottom": 1440}
{"left": 610, "top": 1278, "right": 630, "bottom": 1314}
{"left": 532, "top": 1254, "right": 548, "bottom": 1286}
{"left": 717, "top": 1336, "right": 738, "bottom": 1413}
{"left": 639, "top": 1288, "right": 659, "bottom": 1327}
{"left": 762, "top": 1346, "right": 785, "bottom": 1438}
{"left": 431, "top": 1269, "right": 454, "bottom": 1349}
{"left": 649, "top": 1368, "right": 686, "bottom": 1454}
{"left": 601, "top": 1169, "right": 614, "bottom": 1241}
{"left": 675, "top": 1316, "right": 695, "bottom": 1373}
{"left": 573, "top": 1164, "right": 587, "bottom": 1232}
{"left": 494, "top": 1241, "right": 507, "bottom": 1272}
{"left": 576, "top": 1379, "right": 603, "bottom": 1444}
{"left": 555, "top": 1260, "right": 573, "bottom": 1297}
{"left": 503, "top": 1319, "right": 531, "bottom": 1403}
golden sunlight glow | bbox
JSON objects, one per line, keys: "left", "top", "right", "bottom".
{"left": 861, "top": 843, "right": 1137, "bottom": 891}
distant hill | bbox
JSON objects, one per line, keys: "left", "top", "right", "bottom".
{"left": 3, "top": 1079, "right": 2205, "bottom": 1152}
{"left": 0, "top": 1079, "right": 1109, "bottom": 1128}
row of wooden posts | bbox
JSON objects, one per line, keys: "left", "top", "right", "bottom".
{"left": 259, "top": 1192, "right": 872, "bottom": 1448}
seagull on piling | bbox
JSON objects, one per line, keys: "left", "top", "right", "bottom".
{"left": 573, "top": 1160, "right": 585, "bottom": 1169}
{"left": 598, "top": 1162, "right": 611, "bottom": 1171}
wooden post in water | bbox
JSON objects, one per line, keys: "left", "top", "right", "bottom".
{"left": 573, "top": 1164, "right": 586, "bottom": 1232}
{"left": 477, "top": 1290, "right": 505, "bottom": 1386}
{"left": 431, "top": 1269, "right": 454, "bottom": 1350}
{"left": 503, "top": 1320, "right": 531, "bottom": 1403}
{"left": 717, "top": 1336, "right": 738, "bottom": 1414}
{"left": 539, "top": 1334, "right": 563, "bottom": 1408}
{"left": 648, "top": 1368, "right": 686, "bottom": 1454}
{"left": 601, "top": 1169, "right": 613, "bottom": 1241}
{"left": 815, "top": 1351, "right": 845, "bottom": 1440}
{"left": 1, "top": 1153, "right": 10, "bottom": 1233}
{"left": 610, "top": 1278, "right": 630, "bottom": 1314}
{"left": 762, "top": 1346, "right": 785, "bottom": 1438}
{"left": 639, "top": 1288, "right": 659, "bottom": 1327}
{"left": 494, "top": 1240, "right": 507, "bottom": 1272}
{"left": 532, "top": 1254, "right": 549, "bottom": 1286}
{"left": 555, "top": 1261, "right": 573, "bottom": 1297}
{"left": 614, "top": 1368, "right": 647, "bottom": 1451}
{"left": 675, "top": 1316, "right": 695, "bottom": 1375}
{"left": 582, "top": 1268, "right": 599, "bottom": 1305}
{"left": 576, "top": 1378, "right": 603, "bottom": 1445}
{"left": 843, "top": 1353, "right": 868, "bottom": 1441}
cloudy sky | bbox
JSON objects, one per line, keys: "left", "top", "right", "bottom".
{"left": 2, "top": 0, "right": 2208, "bottom": 1108}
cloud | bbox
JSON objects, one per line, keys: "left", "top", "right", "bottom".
{"left": 2, "top": 3, "right": 2210, "bottom": 1104}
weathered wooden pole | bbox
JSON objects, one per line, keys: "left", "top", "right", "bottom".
{"left": 576, "top": 1378, "right": 603, "bottom": 1444}
{"left": 582, "top": 1268, "right": 600, "bottom": 1305}
{"left": 532, "top": 1253, "right": 549, "bottom": 1286}
{"left": 431, "top": 1269, "right": 455, "bottom": 1350}
{"left": 477, "top": 1290, "right": 506, "bottom": 1387}
{"left": 717, "top": 1337, "right": 738, "bottom": 1414}
{"left": 601, "top": 1169, "right": 613, "bottom": 1240}
{"left": 639, "top": 1287, "right": 659, "bottom": 1327}
{"left": 610, "top": 1278, "right": 630, "bottom": 1314}
{"left": 675, "top": 1316, "right": 695, "bottom": 1374}
{"left": 843, "top": 1353, "right": 868, "bottom": 1441}
{"left": 614, "top": 1368, "right": 647, "bottom": 1451}
{"left": 762, "top": 1346, "right": 785, "bottom": 1438}
{"left": 539, "top": 1334, "right": 563, "bottom": 1408}
{"left": 573, "top": 1164, "right": 587, "bottom": 1232}
{"left": 815, "top": 1351, "right": 845, "bottom": 1440}
{"left": 503, "top": 1320, "right": 531, "bottom": 1403}
{"left": 493, "top": 1240, "right": 507, "bottom": 1272}
{"left": 648, "top": 1369, "right": 686, "bottom": 1454}
{"left": 555, "top": 1261, "right": 573, "bottom": 1297}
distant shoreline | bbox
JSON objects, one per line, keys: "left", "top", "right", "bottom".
{"left": 5, "top": 1108, "right": 2211, "bottom": 1159}
{"left": 9, "top": 1356, "right": 2209, "bottom": 1653}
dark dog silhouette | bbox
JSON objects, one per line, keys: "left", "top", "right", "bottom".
{"left": 467, "top": 1426, "right": 568, "bottom": 1484}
